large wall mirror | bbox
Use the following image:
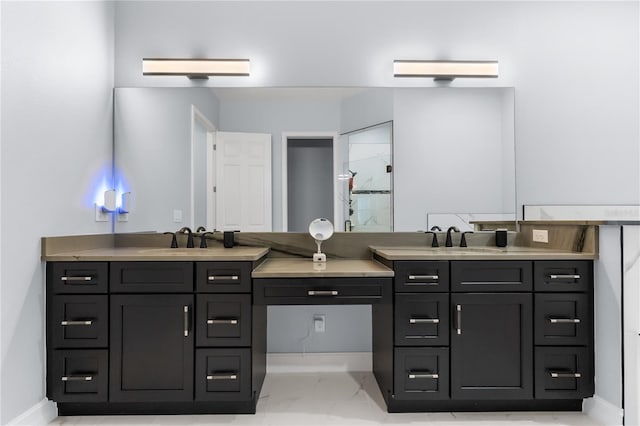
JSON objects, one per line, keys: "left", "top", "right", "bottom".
{"left": 113, "top": 87, "right": 515, "bottom": 233}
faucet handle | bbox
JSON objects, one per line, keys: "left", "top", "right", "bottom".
{"left": 430, "top": 225, "right": 442, "bottom": 231}
{"left": 163, "top": 232, "right": 179, "bottom": 248}
{"left": 460, "top": 231, "right": 474, "bottom": 248}
{"left": 425, "top": 231, "right": 439, "bottom": 247}
{"left": 195, "top": 226, "right": 206, "bottom": 233}
{"left": 199, "top": 232, "right": 214, "bottom": 248}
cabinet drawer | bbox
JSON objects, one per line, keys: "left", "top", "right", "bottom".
{"left": 451, "top": 260, "right": 532, "bottom": 292}
{"left": 49, "top": 295, "right": 108, "bottom": 348}
{"left": 535, "top": 347, "right": 594, "bottom": 399}
{"left": 254, "top": 278, "right": 391, "bottom": 305}
{"left": 534, "top": 261, "right": 592, "bottom": 292}
{"left": 196, "top": 294, "right": 251, "bottom": 347}
{"left": 394, "top": 261, "right": 449, "bottom": 293}
{"left": 196, "top": 262, "right": 252, "bottom": 293}
{"left": 110, "top": 262, "right": 193, "bottom": 293}
{"left": 48, "top": 262, "right": 108, "bottom": 294}
{"left": 394, "top": 347, "right": 449, "bottom": 400}
{"left": 535, "top": 293, "right": 591, "bottom": 346}
{"left": 195, "top": 348, "right": 252, "bottom": 401}
{"left": 395, "top": 293, "right": 449, "bottom": 346}
{"left": 47, "top": 349, "right": 108, "bottom": 402}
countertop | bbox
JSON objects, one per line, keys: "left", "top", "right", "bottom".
{"left": 251, "top": 258, "right": 395, "bottom": 278}
{"left": 370, "top": 245, "right": 598, "bottom": 261}
{"left": 42, "top": 246, "right": 270, "bottom": 261}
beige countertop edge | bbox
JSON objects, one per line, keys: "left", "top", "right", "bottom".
{"left": 251, "top": 259, "right": 395, "bottom": 278}
{"left": 370, "top": 247, "right": 597, "bottom": 261}
{"left": 42, "top": 247, "right": 270, "bottom": 262}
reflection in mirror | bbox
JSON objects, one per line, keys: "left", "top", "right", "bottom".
{"left": 114, "top": 87, "right": 515, "bottom": 233}
{"left": 344, "top": 122, "right": 393, "bottom": 232}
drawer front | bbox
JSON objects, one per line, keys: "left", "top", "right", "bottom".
{"left": 48, "top": 262, "right": 108, "bottom": 294}
{"left": 196, "top": 262, "right": 252, "bottom": 293}
{"left": 451, "top": 260, "right": 532, "bottom": 292}
{"left": 254, "top": 278, "right": 392, "bottom": 305}
{"left": 535, "top": 293, "right": 591, "bottom": 346}
{"left": 395, "top": 293, "right": 449, "bottom": 346}
{"left": 195, "top": 348, "right": 252, "bottom": 401}
{"left": 196, "top": 294, "right": 251, "bottom": 347}
{"left": 110, "top": 262, "right": 193, "bottom": 293}
{"left": 47, "top": 349, "right": 108, "bottom": 402}
{"left": 534, "top": 261, "right": 592, "bottom": 292}
{"left": 535, "top": 347, "right": 594, "bottom": 399}
{"left": 394, "top": 261, "right": 449, "bottom": 293}
{"left": 394, "top": 347, "right": 449, "bottom": 400}
{"left": 50, "top": 295, "right": 108, "bottom": 348}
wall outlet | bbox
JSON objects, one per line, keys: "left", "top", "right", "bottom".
{"left": 313, "top": 315, "right": 325, "bottom": 333}
{"left": 95, "top": 204, "right": 110, "bottom": 222}
{"left": 173, "top": 209, "right": 183, "bottom": 223}
{"left": 532, "top": 229, "right": 549, "bottom": 243}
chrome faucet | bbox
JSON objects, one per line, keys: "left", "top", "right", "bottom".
{"left": 179, "top": 227, "right": 195, "bottom": 248}
{"left": 445, "top": 226, "right": 459, "bottom": 247}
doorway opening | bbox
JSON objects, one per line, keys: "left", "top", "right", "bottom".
{"left": 281, "top": 132, "right": 339, "bottom": 232}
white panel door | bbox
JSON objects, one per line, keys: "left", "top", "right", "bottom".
{"left": 215, "top": 131, "right": 272, "bottom": 231}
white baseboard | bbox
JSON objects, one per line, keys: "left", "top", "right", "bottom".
{"left": 583, "top": 395, "right": 624, "bottom": 426}
{"left": 7, "top": 398, "right": 57, "bottom": 425}
{"left": 266, "top": 352, "right": 372, "bottom": 373}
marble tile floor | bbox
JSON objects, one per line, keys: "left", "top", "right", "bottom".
{"left": 51, "top": 372, "right": 602, "bottom": 426}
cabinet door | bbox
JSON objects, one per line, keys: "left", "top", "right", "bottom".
{"left": 451, "top": 293, "right": 533, "bottom": 400}
{"left": 110, "top": 294, "right": 194, "bottom": 402}
{"left": 394, "top": 347, "right": 449, "bottom": 400}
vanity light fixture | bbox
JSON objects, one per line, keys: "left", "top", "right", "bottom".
{"left": 142, "top": 58, "right": 250, "bottom": 79}
{"left": 95, "top": 189, "right": 116, "bottom": 222}
{"left": 393, "top": 60, "right": 498, "bottom": 81}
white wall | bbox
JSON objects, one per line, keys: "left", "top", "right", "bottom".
{"left": 0, "top": 2, "right": 114, "bottom": 423}
{"left": 113, "top": 1, "right": 639, "bottom": 211}
{"left": 113, "top": 88, "right": 219, "bottom": 233}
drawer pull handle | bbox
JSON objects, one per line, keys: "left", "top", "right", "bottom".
{"left": 455, "top": 304, "right": 462, "bottom": 335}
{"left": 207, "top": 319, "right": 239, "bottom": 325}
{"left": 183, "top": 306, "right": 190, "bottom": 337}
{"left": 550, "top": 371, "right": 581, "bottom": 379}
{"left": 408, "top": 372, "right": 439, "bottom": 379}
{"left": 409, "top": 318, "right": 440, "bottom": 324}
{"left": 208, "top": 275, "right": 239, "bottom": 281}
{"left": 408, "top": 275, "right": 439, "bottom": 281}
{"left": 60, "top": 320, "right": 93, "bottom": 326}
{"left": 549, "top": 274, "right": 581, "bottom": 280}
{"left": 207, "top": 373, "right": 238, "bottom": 381}
{"left": 548, "top": 318, "right": 581, "bottom": 324}
{"left": 62, "top": 375, "right": 93, "bottom": 382}
{"left": 308, "top": 290, "right": 338, "bottom": 296}
{"left": 60, "top": 276, "right": 93, "bottom": 282}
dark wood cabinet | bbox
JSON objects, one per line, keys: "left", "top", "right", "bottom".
{"left": 450, "top": 293, "right": 533, "bottom": 400}
{"left": 395, "top": 293, "right": 449, "bottom": 346}
{"left": 109, "top": 294, "right": 194, "bottom": 402}
{"left": 451, "top": 260, "right": 532, "bottom": 292}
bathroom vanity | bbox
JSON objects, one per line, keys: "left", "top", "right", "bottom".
{"left": 42, "top": 230, "right": 596, "bottom": 415}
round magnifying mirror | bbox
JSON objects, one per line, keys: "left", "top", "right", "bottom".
{"left": 309, "top": 218, "right": 334, "bottom": 241}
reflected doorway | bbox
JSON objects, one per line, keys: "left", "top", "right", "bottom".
{"left": 344, "top": 122, "right": 393, "bottom": 232}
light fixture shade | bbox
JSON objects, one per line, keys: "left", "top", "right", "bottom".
{"left": 142, "top": 58, "right": 250, "bottom": 78}
{"left": 393, "top": 60, "right": 498, "bottom": 79}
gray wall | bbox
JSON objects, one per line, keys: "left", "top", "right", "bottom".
{"left": 0, "top": 2, "right": 115, "bottom": 423}
{"left": 113, "top": 1, "right": 639, "bottom": 210}
{"left": 114, "top": 88, "right": 219, "bottom": 233}
{"left": 287, "top": 139, "right": 334, "bottom": 232}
